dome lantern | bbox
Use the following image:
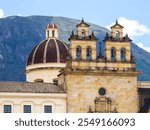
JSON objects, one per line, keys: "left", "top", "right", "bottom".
{"left": 46, "top": 22, "right": 58, "bottom": 39}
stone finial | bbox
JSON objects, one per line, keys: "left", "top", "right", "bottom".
{"left": 71, "top": 30, "right": 74, "bottom": 36}
{"left": 113, "top": 106, "right": 118, "bottom": 113}
{"left": 92, "top": 31, "right": 94, "bottom": 35}
{"left": 82, "top": 17, "right": 84, "bottom": 21}
{"left": 131, "top": 52, "right": 135, "bottom": 63}
{"left": 88, "top": 106, "right": 93, "bottom": 113}
{"left": 116, "top": 19, "right": 118, "bottom": 24}
{"left": 106, "top": 32, "right": 109, "bottom": 36}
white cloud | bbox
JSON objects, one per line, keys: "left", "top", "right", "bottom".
{"left": 106, "top": 17, "right": 150, "bottom": 53}
{"left": 106, "top": 17, "right": 150, "bottom": 37}
{"left": 0, "top": 8, "right": 4, "bottom": 18}
{"left": 137, "top": 43, "right": 150, "bottom": 52}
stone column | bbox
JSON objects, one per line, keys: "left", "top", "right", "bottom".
{"left": 91, "top": 48, "right": 96, "bottom": 60}
{"left": 116, "top": 50, "right": 120, "bottom": 61}
{"left": 82, "top": 48, "right": 86, "bottom": 60}
{"left": 106, "top": 49, "right": 110, "bottom": 61}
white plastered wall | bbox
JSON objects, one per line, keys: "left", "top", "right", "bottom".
{"left": 26, "top": 63, "right": 66, "bottom": 83}
{"left": 0, "top": 93, "right": 67, "bottom": 113}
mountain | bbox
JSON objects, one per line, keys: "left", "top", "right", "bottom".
{"left": 0, "top": 16, "right": 149, "bottom": 81}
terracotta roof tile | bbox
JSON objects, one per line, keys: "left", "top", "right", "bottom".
{"left": 0, "top": 82, "right": 65, "bottom": 93}
{"left": 47, "top": 23, "right": 57, "bottom": 28}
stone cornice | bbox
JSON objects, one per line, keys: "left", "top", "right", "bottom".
{"left": 63, "top": 68, "right": 141, "bottom": 76}
{"left": 26, "top": 67, "right": 62, "bottom": 73}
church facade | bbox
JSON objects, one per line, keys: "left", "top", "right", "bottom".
{"left": 0, "top": 19, "right": 150, "bottom": 113}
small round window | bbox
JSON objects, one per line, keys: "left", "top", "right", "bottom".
{"left": 98, "top": 88, "right": 106, "bottom": 96}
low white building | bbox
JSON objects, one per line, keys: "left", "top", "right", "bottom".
{"left": 0, "top": 82, "right": 66, "bottom": 113}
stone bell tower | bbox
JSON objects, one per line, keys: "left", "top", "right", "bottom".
{"left": 68, "top": 18, "right": 97, "bottom": 61}
{"left": 60, "top": 19, "right": 140, "bottom": 113}
{"left": 104, "top": 20, "right": 131, "bottom": 62}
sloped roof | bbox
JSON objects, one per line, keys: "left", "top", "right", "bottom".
{"left": 76, "top": 19, "right": 90, "bottom": 27}
{"left": 0, "top": 82, "right": 65, "bottom": 93}
{"left": 47, "top": 23, "right": 57, "bottom": 28}
{"left": 111, "top": 20, "right": 124, "bottom": 28}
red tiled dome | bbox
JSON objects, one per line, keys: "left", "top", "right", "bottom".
{"left": 47, "top": 23, "right": 57, "bottom": 29}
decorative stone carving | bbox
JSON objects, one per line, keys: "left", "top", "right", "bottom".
{"left": 94, "top": 96, "right": 111, "bottom": 113}
{"left": 88, "top": 97, "right": 119, "bottom": 113}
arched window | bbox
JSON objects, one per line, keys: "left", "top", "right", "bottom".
{"left": 120, "top": 48, "right": 126, "bottom": 62}
{"left": 81, "top": 29, "right": 85, "bottom": 38}
{"left": 47, "top": 31, "right": 49, "bottom": 37}
{"left": 86, "top": 46, "right": 92, "bottom": 60}
{"left": 52, "top": 30, "right": 55, "bottom": 37}
{"left": 76, "top": 46, "right": 82, "bottom": 60}
{"left": 115, "top": 31, "right": 119, "bottom": 39}
{"left": 34, "top": 79, "right": 44, "bottom": 82}
{"left": 111, "top": 47, "right": 116, "bottom": 61}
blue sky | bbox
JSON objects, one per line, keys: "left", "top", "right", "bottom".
{"left": 0, "top": 0, "right": 150, "bottom": 52}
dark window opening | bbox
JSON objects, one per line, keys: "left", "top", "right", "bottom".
{"left": 120, "top": 48, "right": 126, "bottom": 62}
{"left": 86, "top": 47, "right": 92, "bottom": 60}
{"left": 111, "top": 47, "right": 116, "bottom": 61}
{"left": 99, "top": 88, "right": 106, "bottom": 96}
{"left": 24, "top": 105, "right": 31, "bottom": 113}
{"left": 44, "top": 105, "right": 52, "bottom": 113}
{"left": 52, "top": 30, "right": 55, "bottom": 37}
{"left": 115, "top": 31, "right": 119, "bottom": 39}
{"left": 47, "top": 31, "right": 49, "bottom": 37}
{"left": 81, "top": 29, "right": 85, "bottom": 38}
{"left": 4, "top": 105, "right": 11, "bottom": 113}
{"left": 76, "top": 46, "right": 82, "bottom": 60}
